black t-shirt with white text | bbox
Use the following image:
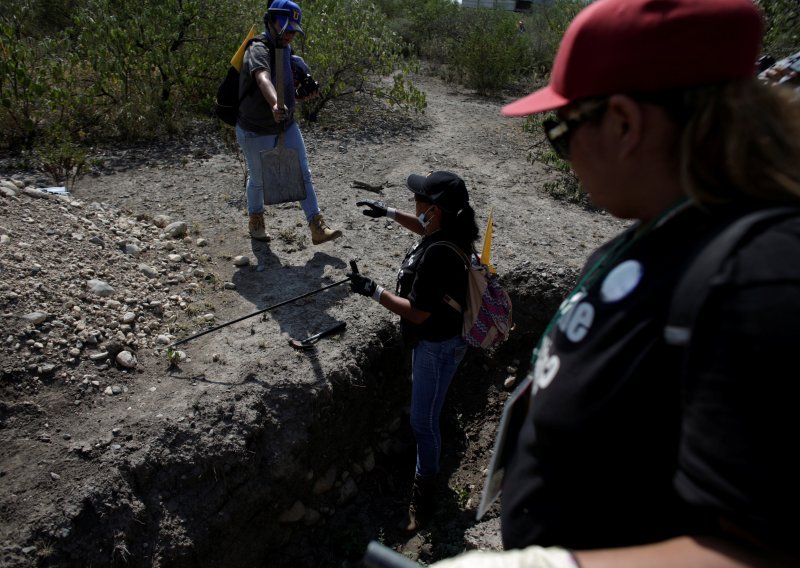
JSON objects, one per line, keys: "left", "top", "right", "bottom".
{"left": 501, "top": 205, "right": 800, "bottom": 557}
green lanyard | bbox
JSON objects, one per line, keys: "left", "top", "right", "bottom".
{"left": 529, "top": 197, "right": 690, "bottom": 369}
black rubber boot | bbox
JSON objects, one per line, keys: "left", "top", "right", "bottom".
{"left": 398, "top": 475, "right": 436, "bottom": 533}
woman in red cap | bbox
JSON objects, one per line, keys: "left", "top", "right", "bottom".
{"left": 429, "top": 0, "right": 800, "bottom": 566}
{"left": 352, "top": 171, "right": 480, "bottom": 532}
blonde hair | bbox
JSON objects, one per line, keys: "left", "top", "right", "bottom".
{"left": 677, "top": 80, "right": 800, "bottom": 205}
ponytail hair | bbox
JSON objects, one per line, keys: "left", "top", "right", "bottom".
{"left": 676, "top": 80, "right": 800, "bottom": 205}
{"left": 441, "top": 203, "right": 480, "bottom": 254}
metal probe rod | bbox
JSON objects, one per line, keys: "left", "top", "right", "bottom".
{"left": 168, "top": 275, "right": 352, "bottom": 348}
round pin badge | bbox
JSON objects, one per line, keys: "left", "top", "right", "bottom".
{"left": 600, "top": 260, "right": 643, "bottom": 303}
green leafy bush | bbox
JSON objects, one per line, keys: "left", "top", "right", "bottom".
{"left": 523, "top": 113, "right": 586, "bottom": 205}
{"left": 447, "top": 8, "right": 531, "bottom": 94}
{"left": 0, "top": 4, "right": 80, "bottom": 149}
{"left": 299, "top": 0, "right": 426, "bottom": 119}
{"left": 760, "top": 0, "right": 800, "bottom": 58}
{"left": 0, "top": 0, "right": 426, "bottom": 156}
{"left": 71, "top": 0, "right": 262, "bottom": 139}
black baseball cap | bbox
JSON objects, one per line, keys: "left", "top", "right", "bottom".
{"left": 406, "top": 171, "right": 469, "bottom": 213}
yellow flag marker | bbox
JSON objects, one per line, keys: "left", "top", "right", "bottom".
{"left": 481, "top": 208, "right": 496, "bottom": 274}
{"left": 230, "top": 24, "right": 257, "bottom": 72}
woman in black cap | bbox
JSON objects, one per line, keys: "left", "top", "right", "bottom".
{"left": 352, "top": 171, "right": 479, "bottom": 532}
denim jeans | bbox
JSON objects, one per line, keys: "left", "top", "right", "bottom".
{"left": 235, "top": 122, "right": 320, "bottom": 221}
{"left": 411, "top": 335, "right": 467, "bottom": 479}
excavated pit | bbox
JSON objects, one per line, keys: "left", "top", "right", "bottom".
{"left": 17, "top": 263, "right": 576, "bottom": 568}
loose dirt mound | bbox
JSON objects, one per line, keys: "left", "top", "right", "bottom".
{"left": 0, "top": 72, "right": 627, "bottom": 567}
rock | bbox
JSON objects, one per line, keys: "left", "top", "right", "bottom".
{"left": 338, "top": 478, "right": 358, "bottom": 505}
{"left": 164, "top": 221, "right": 187, "bottom": 238}
{"left": 123, "top": 243, "right": 141, "bottom": 256}
{"left": 87, "top": 279, "right": 115, "bottom": 297}
{"left": 22, "top": 187, "right": 48, "bottom": 199}
{"left": 39, "top": 363, "right": 57, "bottom": 375}
{"left": 233, "top": 256, "right": 250, "bottom": 267}
{"left": 363, "top": 451, "right": 376, "bottom": 473}
{"left": 116, "top": 351, "right": 137, "bottom": 368}
{"left": 21, "top": 312, "right": 48, "bottom": 325}
{"left": 278, "top": 501, "right": 306, "bottom": 523}
{"left": 196, "top": 238, "right": 208, "bottom": 247}
{"left": 153, "top": 214, "right": 171, "bottom": 228}
{"left": 313, "top": 466, "right": 337, "bottom": 495}
{"left": 121, "top": 312, "right": 136, "bottom": 324}
{"left": 138, "top": 264, "right": 158, "bottom": 278}
{"left": 304, "top": 508, "right": 321, "bottom": 526}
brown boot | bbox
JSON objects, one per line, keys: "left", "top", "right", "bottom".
{"left": 309, "top": 213, "right": 342, "bottom": 245}
{"left": 398, "top": 476, "right": 436, "bottom": 533}
{"left": 248, "top": 213, "right": 270, "bottom": 242}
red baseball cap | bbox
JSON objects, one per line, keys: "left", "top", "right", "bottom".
{"left": 502, "top": 0, "right": 763, "bottom": 116}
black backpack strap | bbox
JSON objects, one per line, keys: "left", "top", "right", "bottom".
{"left": 664, "top": 206, "right": 800, "bottom": 346}
{"left": 239, "top": 37, "right": 268, "bottom": 103}
{"left": 430, "top": 240, "right": 470, "bottom": 265}
{"left": 428, "top": 241, "right": 470, "bottom": 313}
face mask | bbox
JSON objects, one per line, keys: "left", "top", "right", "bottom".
{"left": 418, "top": 207, "right": 435, "bottom": 228}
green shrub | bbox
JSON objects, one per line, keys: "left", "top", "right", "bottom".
{"left": 0, "top": 4, "right": 80, "bottom": 150}
{"left": 299, "top": 0, "right": 426, "bottom": 119}
{"left": 522, "top": 113, "right": 587, "bottom": 206}
{"left": 71, "top": 0, "right": 261, "bottom": 139}
{"left": 35, "top": 136, "right": 90, "bottom": 189}
{"left": 447, "top": 8, "right": 531, "bottom": 94}
{"left": 760, "top": 0, "right": 800, "bottom": 59}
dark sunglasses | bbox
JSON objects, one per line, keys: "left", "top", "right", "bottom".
{"left": 543, "top": 98, "right": 609, "bottom": 160}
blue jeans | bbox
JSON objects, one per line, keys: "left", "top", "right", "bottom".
{"left": 411, "top": 336, "right": 467, "bottom": 479}
{"left": 235, "top": 122, "right": 320, "bottom": 221}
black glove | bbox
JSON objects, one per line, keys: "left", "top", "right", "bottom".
{"left": 347, "top": 272, "right": 378, "bottom": 297}
{"left": 357, "top": 200, "right": 388, "bottom": 218}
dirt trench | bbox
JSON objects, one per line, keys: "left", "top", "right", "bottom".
{"left": 1, "top": 70, "right": 627, "bottom": 567}
{"left": 24, "top": 265, "right": 576, "bottom": 568}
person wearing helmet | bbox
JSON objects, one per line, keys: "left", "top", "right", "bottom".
{"left": 428, "top": 0, "right": 800, "bottom": 566}
{"left": 236, "top": 0, "right": 342, "bottom": 245}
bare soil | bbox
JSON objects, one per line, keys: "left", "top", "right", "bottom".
{"left": 0, "top": 71, "right": 627, "bottom": 567}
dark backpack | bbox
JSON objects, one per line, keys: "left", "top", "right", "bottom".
{"left": 213, "top": 37, "right": 265, "bottom": 127}
{"left": 665, "top": 207, "right": 800, "bottom": 352}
